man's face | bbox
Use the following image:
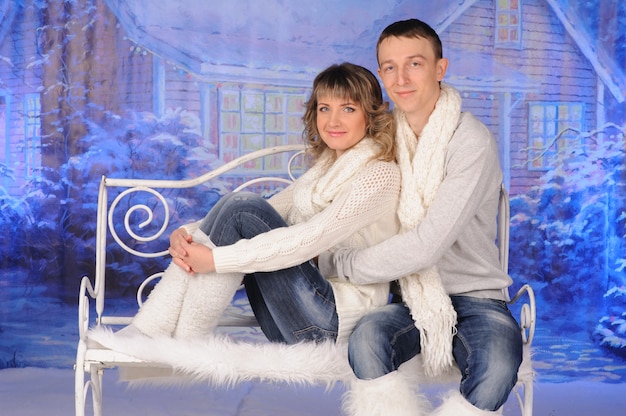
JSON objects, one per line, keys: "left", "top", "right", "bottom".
{"left": 377, "top": 35, "right": 448, "bottom": 118}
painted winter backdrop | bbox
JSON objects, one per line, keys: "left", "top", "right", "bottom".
{"left": 1, "top": 0, "right": 625, "bottom": 384}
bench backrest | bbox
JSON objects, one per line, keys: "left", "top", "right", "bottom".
{"left": 88, "top": 144, "right": 512, "bottom": 326}
{"left": 91, "top": 145, "right": 305, "bottom": 327}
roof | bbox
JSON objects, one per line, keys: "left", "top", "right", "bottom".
{"left": 105, "top": 0, "right": 624, "bottom": 99}
{"left": 105, "top": 0, "right": 385, "bottom": 85}
{"left": 545, "top": 0, "right": 625, "bottom": 102}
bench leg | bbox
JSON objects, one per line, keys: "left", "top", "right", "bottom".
{"left": 74, "top": 366, "right": 85, "bottom": 416}
{"left": 74, "top": 341, "right": 87, "bottom": 416}
{"left": 91, "top": 367, "right": 104, "bottom": 416}
{"left": 521, "top": 378, "right": 534, "bottom": 416}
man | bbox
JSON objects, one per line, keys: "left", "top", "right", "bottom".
{"left": 318, "top": 19, "right": 523, "bottom": 415}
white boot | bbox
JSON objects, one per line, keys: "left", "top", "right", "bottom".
{"left": 172, "top": 270, "right": 242, "bottom": 339}
{"left": 432, "top": 390, "right": 503, "bottom": 416}
{"left": 172, "top": 229, "right": 244, "bottom": 339}
{"left": 129, "top": 261, "right": 190, "bottom": 337}
{"left": 341, "top": 371, "right": 431, "bottom": 416}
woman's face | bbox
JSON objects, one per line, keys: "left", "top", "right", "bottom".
{"left": 316, "top": 94, "right": 368, "bottom": 158}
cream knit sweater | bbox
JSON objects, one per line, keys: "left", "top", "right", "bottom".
{"left": 203, "top": 146, "right": 401, "bottom": 343}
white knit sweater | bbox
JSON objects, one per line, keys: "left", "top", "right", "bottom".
{"left": 205, "top": 147, "right": 401, "bottom": 343}
{"left": 322, "top": 112, "right": 511, "bottom": 299}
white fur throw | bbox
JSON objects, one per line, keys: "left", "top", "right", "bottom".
{"left": 88, "top": 327, "right": 353, "bottom": 388}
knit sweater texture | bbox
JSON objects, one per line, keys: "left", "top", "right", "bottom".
{"left": 207, "top": 143, "right": 401, "bottom": 343}
{"left": 320, "top": 112, "right": 512, "bottom": 300}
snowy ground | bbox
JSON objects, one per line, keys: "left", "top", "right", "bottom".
{"left": 1, "top": 367, "right": 626, "bottom": 415}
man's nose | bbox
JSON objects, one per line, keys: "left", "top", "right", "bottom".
{"left": 397, "top": 67, "right": 408, "bottom": 86}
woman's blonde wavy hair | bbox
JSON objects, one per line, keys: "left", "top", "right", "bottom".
{"left": 302, "top": 62, "right": 396, "bottom": 165}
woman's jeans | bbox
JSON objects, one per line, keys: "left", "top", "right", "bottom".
{"left": 198, "top": 192, "right": 339, "bottom": 344}
{"left": 347, "top": 296, "right": 523, "bottom": 411}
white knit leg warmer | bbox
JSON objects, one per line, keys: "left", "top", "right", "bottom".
{"left": 172, "top": 229, "right": 243, "bottom": 339}
{"left": 172, "top": 270, "right": 242, "bottom": 339}
{"left": 432, "top": 390, "right": 503, "bottom": 416}
{"left": 129, "top": 261, "right": 190, "bottom": 337}
{"left": 341, "top": 371, "right": 431, "bottom": 416}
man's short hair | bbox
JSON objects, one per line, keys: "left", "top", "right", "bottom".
{"left": 376, "top": 19, "right": 443, "bottom": 63}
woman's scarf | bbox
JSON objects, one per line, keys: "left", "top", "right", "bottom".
{"left": 395, "top": 83, "right": 461, "bottom": 377}
{"left": 289, "top": 138, "right": 378, "bottom": 224}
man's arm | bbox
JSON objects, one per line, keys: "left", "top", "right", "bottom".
{"left": 325, "top": 122, "right": 502, "bottom": 284}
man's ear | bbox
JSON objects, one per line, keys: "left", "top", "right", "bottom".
{"left": 436, "top": 58, "right": 449, "bottom": 81}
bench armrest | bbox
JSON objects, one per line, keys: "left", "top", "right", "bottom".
{"left": 78, "top": 276, "right": 97, "bottom": 342}
{"left": 507, "top": 284, "right": 536, "bottom": 346}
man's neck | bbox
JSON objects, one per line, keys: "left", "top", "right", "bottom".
{"left": 406, "top": 112, "right": 430, "bottom": 138}
{"left": 405, "top": 90, "right": 441, "bottom": 138}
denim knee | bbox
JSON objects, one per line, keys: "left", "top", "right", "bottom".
{"left": 452, "top": 296, "right": 523, "bottom": 411}
{"left": 347, "top": 304, "right": 418, "bottom": 380}
{"left": 199, "top": 192, "right": 284, "bottom": 246}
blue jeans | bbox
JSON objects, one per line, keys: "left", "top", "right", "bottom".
{"left": 198, "top": 192, "right": 339, "bottom": 344}
{"left": 348, "top": 296, "right": 523, "bottom": 411}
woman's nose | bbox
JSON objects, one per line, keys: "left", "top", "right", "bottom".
{"left": 328, "top": 110, "right": 341, "bottom": 125}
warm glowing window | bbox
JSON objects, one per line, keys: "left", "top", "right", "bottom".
{"left": 218, "top": 87, "right": 305, "bottom": 172}
{"left": 495, "top": 0, "right": 522, "bottom": 49}
{"left": 528, "top": 102, "right": 585, "bottom": 171}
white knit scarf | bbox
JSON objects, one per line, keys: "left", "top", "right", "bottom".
{"left": 289, "top": 138, "right": 379, "bottom": 224}
{"left": 396, "top": 83, "right": 461, "bottom": 377}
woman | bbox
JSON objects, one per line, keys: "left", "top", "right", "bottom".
{"left": 127, "top": 62, "right": 401, "bottom": 345}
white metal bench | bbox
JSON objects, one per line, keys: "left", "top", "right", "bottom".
{"left": 74, "top": 144, "right": 536, "bottom": 416}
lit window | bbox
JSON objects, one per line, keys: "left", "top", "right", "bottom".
{"left": 495, "top": 0, "right": 522, "bottom": 49}
{"left": 218, "top": 87, "right": 306, "bottom": 173}
{"left": 527, "top": 102, "right": 585, "bottom": 170}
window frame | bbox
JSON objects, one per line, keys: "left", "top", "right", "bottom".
{"left": 495, "top": 0, "right": 523, "bottom": 50}
{"left": 527, "top": 101, "right": 586, "bottom": 171}
{"left": 217, "top": 86, "right": 307, "bottom": 174}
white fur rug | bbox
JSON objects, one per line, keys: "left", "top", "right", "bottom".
{"left": 88, "top": 326, "right": 354, "bottom": 388}
{"left": 88, "top": 326, "right": 531, "bottom": 394}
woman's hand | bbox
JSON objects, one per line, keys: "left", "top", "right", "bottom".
{"left": 178, "top": 242, "right": 216, "bottom": 274}
{"left": 169, "top": 227, "right": 193, "bottom": 258}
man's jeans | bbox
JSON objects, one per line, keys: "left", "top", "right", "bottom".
{"left": 347, "top": 296, "right": 523, "bottom": 411}
{"left": 198, "top": 192, "right": 339, "bottom": 344}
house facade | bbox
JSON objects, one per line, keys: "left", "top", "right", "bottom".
{"left": 0, "top": 0, "right": 624, "bottom": 197}
{"left": 435, "top": 0, "right": 625, "bottom": 193}
{"left": 107, "top": 0, "right": 625, "bottom": 195}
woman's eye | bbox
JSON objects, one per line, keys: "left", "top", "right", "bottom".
{"left": 318, "top": 106, "right": 329, "bottom": 112}
{"left": 344, "top": 107, "right": 355, "bottom": 113}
